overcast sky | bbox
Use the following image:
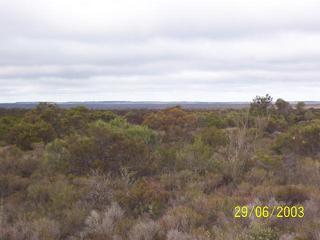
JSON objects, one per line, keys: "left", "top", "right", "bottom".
{"left": 1, "top": 0, "right": 320, "bottom": 102}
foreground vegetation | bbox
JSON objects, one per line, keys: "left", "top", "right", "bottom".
{"left": 0, "top": 95, "right": 320, "bottom": 240}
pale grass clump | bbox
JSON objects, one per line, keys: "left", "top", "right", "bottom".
{"left": 161, "top": 206, "right": 202, "bottom": 232}
{"left": 0, "top": 220, "right": 33, "bottom": 240}
{"left": 0, "top": 201, "right": 60, "bottom": 240}
{"left": 304, "top": 198, "right": 320, "bottom": 220}
{"left": 130, "top": 219, "right": 160, "bottom": 240}
{"left": 32, "top": 218, "right": 61, "bottom": 240}
{"left": 32, "top": 218, "right": 60, "bottom": 240}
{"left": 212, "top": 226, "right": 246, "bottom": 240}
{"left": 166, "top": 229, "right": 194, "bottom": 240}
{"left": 224, "top": 125, "right": 252, "bottom": 183}
{"left": 279, "top": 234, "right": 296, "bottom": 240}
{"left": 296, "top": 198, "right": 320, "bottom": 239}
{"left": 84, "top": 171, "right": 114, "bottom": 209}
{"left": 81, "top": 202, "right": 124, "bottom": 239}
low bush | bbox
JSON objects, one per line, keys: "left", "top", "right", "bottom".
{"left": 247, "top": 222, "right": 279, "bottom": 240}
{"left": 117, "top": 179, "right": 169, "bottom": 217}
{"left": 275, "top": 185, "right": 309, "bottom": 205}
{"left": 274, "top": 120, "right": 320, "bottom": 155}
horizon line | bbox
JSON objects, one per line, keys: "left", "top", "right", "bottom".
{"left": 0, "top": 100, "right": 318, "bottom": 104}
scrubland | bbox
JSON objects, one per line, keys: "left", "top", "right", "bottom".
{"left": 0, "top": 95, "right": 320, "bottom": 240}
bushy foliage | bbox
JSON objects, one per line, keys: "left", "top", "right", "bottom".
{"left": 0, "top": 116, "right": 20, "bottom": 143}
{"left": 27, "top": 177, "right": 81, "bottom": 215}
{"left": 250, "top": 94, "right": 273, "bottom": 116}
{"left": 45, "top": 118, "right": 156, "bottom": 175}
{"left": 117, "top": 179, "right": 169, "bottom": 217}
{"left": 274, "top": 120, "right": 320, "bottom": 155}
{"left": 130, "top": 219, "right": 161, "bottom": 240}
{"left": 7, "top": 119, "right": 56, "bottom": 150}
{"left": 265, "top": 115, "right": 288, "bottom": 133}
{"left": 143, "top": 106, "right": 197, "bottom": 142}
{"left": 177, "top": 127, "right": 228, "bottom": 173}
{"left": 81, "top": 202, "right": 124, "bottom": 239}
{"left": 275, "top": 98, "right": 291, "bottom": 118}
{"left": 200, "top": 112, "right": 228, "bottom": 128}
{"left": 161, "top": 205, "right": 204, "bottom": 232}
{"left": 1, "top": 100, "right": 320, "bottom": 239}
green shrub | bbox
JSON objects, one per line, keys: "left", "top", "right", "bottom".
{"left": 45, "top": 119, "right": 155, "bottom": 175}
{"left": 153, "top": 145, "right": 178, "bottom": 172}
{"left": 7, "top": 119, "right": 56, "bottom": 150}
{"left": 143, "top": 107, "right": 197, "bottom": 142}
{"left": 27, "top": 177, "right": 82, "bottom": 218}
{"left": 44, "top": 139, "right": 70, "bottom": 174}
{"left": 202, "top": 112, "right": 227, "bottom": 128}
{"left": 0, "top": 116, "right": 20, "bottom": 142}
{"left": 265, "top": 115, "right": 288, "bottom": 133}
{"left": 274, "top": 120, "right": 320, "bottom": 155}
{"left": 250, "top": 94, "right": 274, "bottom": 116}
{"left": 117, "top": 179, "right": 169, "bottom": 217}
{"left": 199, "top": 127, "right": 228, "bottom": 148}
{"left": 0, "top": 146, "right": 41, "bottom": 177}
{"left": 177, "top": 127, "right": 227, "bottom": 173}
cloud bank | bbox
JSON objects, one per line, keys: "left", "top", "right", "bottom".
{"left": 1, "top": 0, "right": 320, "bottom": 102}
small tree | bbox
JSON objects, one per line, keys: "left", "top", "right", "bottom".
{"left": 250, "top": 94, "right": 273, "bottom": 116}
{"left": 296, "top": 101, "right": 306, "bottom": 113}
{"left": 275, "top": 98, "right": 291, "bottom": 117}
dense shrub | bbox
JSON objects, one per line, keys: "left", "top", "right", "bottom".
{"left": 130, "top": 219, "right": 161, "bottom": 240}
{"left": 45, "top": 118, "right": 156, "bottom": 175}
{"left": 200, "top": 112, "right": 227, "bottom": 128}
{"left": 250, "top": 94, "right": 274, "bottom": 116}
{"left": 27, "top": 177, "right": 83, "bottom": 218}
{"left": 0, "top": 116, "right": 20, "bottom": 143}
{"left": 117, "top": 179, "right": 169, "bottom": 217}
{"left": 0, "top": 145, "right": 41, "bottom": 177}
{"left": 143, "top": 107, "right": 197, "bottom": 142}
{"left": 7, "top": 120, "right": 56, "bottom": 150}
{"left": 0, "top": 174, "right": 30, "bottom": 198}
{"left": 177, "top": 127, "right": 228, "bottom": 173}
{"left": 80, "top": 202, "right": 124, "bottom": 240}
{"left": 265, "top": 115, "right": 288, "bottom": 133}
{"left": 198, "top": 127, "right": 228, "bottom": 148}
{"left": 161, "top": 206, "right": 204, "bottom": 232}
{"left": 1, "top": 101, "right": 320, "bottom": 238}
{"left": 275, "top": 185, "right": 309, "bottom": 205}
{"left": 274, "top": 120, "right": 320, "bottom": 155}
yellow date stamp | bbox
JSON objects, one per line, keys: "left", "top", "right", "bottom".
{"left": 234, "top": 205, "right": 304, "bottom": 219}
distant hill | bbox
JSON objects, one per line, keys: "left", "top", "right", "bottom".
{"left": 0, "top": 101, "right": 250, "bottom": 110}
{"left": 0, "top": 101, "right": 319, "bottom": 110}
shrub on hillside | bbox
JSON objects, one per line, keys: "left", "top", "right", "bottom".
{"left": 274, "top": 120, "right": 320, "bottom": 155}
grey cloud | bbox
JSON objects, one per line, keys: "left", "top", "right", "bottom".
{"left": 0, "top": 0, "right": 320, "bottom": 102}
